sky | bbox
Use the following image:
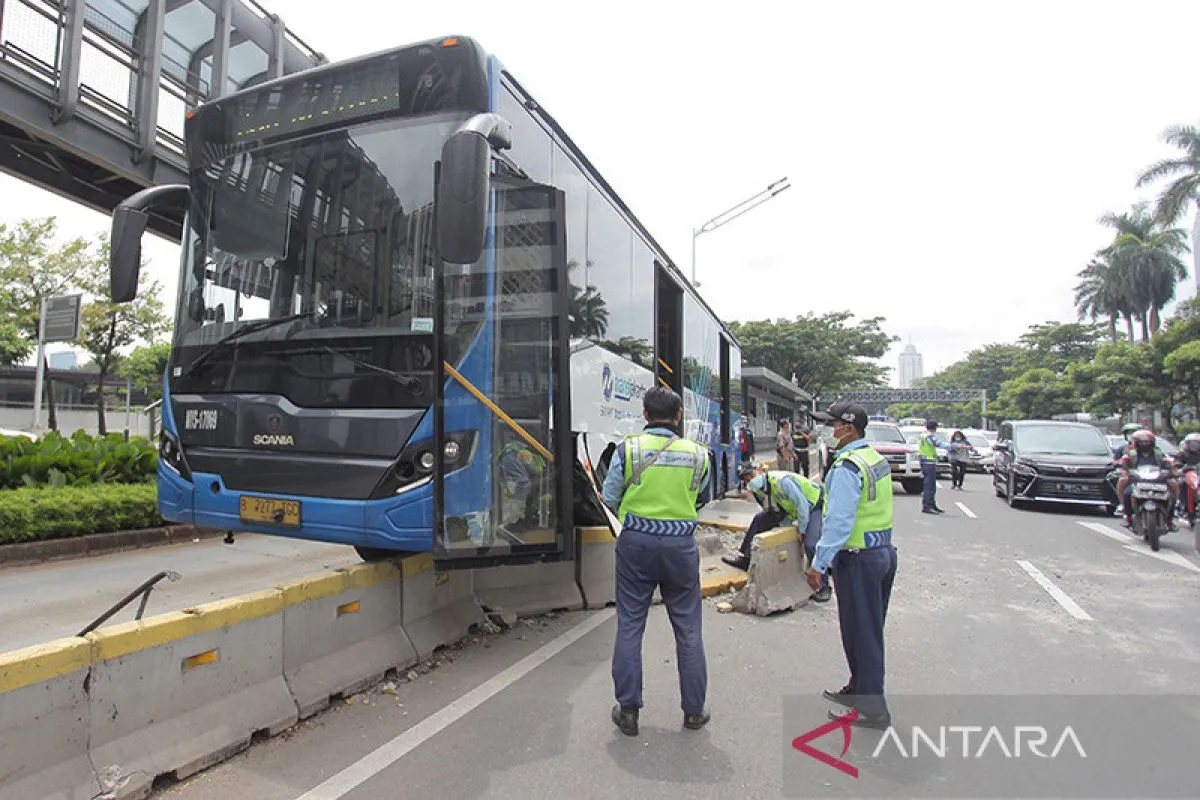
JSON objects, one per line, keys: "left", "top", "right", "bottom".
{"left": 4, "top": 0, "right": 1200, "bottom": 379}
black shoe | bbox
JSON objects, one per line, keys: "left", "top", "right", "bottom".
{"left": 932, "top": 506, "right": 946, "bottom": 514}
{"left": 683, "top": 709, "right": 711, "bottom": 730}
{"left": 828, "top": 708, "right": 891, "bottom": 729}
{"left": 721, "top": 554, "right": 750, "bottom": 570}
{"left": 612, "top": 704, "right": 638, "bottom": 736}
{"left": 810, "top": 586, "right": 831, "bottom": 603}
{"left": 822, "top": 685, "right": 855, "bottom": 708}
{"left": 922, "top": 508, "right": 938, "bottom": 514}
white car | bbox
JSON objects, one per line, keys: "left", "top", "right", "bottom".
{"left": 962, "top": 431, "right": 994, "bottom": 473}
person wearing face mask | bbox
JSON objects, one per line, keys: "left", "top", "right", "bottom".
{"left": 805, "top": 399, "right": 898, "bottom": 730}
{"left": 918, "top": 419, "right": 947, "bottom": 514}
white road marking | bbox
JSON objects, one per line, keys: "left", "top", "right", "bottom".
{"left": 294, "top": 608, "right": 616, "bottom": 800}
{"left": 955, "top": 502, "right": 977, "bottom": 519}
{"left": 1122, "top": 544, "right": 1200, "bottom": 574}
{"left": 1016, "top": 560, "right": 1093, "bottom": 621}
{"left": 1076, "top": 520, "right": 1130, "bottom": 543}
{"left": 1077, "top": 521, "right": 1200, "bottom": 573}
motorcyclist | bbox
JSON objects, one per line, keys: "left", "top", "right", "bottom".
{"left": 1117, "top": 430, "right": 1178, "bottom": 530}
{"left": 1115, "top": 422, "right": 1140, "bottom": 459}
{"left": 1174, "top": 433, "right": 1200, "bottom": 520}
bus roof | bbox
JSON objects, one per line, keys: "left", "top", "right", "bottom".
{"left": 494, "top": 58, "right": 740, "bottom": 349}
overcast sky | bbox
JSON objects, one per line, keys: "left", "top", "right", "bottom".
{"left": 5, "top": 0, "right": 1200, "bottom": 379}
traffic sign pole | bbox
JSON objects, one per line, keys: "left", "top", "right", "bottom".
{"left": 31, "top": 297, "right": 47, "bottom": 430}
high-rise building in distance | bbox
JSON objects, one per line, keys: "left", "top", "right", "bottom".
{"left": 898, "top": 343, "right": 923, "bottom": 389}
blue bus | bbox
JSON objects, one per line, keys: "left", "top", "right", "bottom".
{"left": 108, "top": 35, "right": 743, "bottom": 568}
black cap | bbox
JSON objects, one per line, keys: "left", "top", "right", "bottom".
{"left": 812, "top": 399, "right": 868, "bottom": 432}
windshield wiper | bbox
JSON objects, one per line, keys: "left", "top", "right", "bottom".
{"left": 185, "top": 313, "right": 311, "bottom": 376}
{"left": 320, "top": 345, "right": 424, "bottom": 391}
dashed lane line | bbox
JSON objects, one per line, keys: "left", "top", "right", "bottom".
{"left": 955, "top": 502, "right": 977, "bottom": 519}
{"left": 1016, "top": 559, "right": 1094, "bottom": 621}
{"left": 1076, "top": 521, "right": 1200, "bottom": 573}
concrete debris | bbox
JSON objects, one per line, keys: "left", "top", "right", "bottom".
{"left": 486, "top": 610, "right": 519, "bottom": 629}
{"left": 406, "top": 670, "right": 419, "bottom": 682}
{"left": 479, "top": 618, "right": 503, "bottom": 635}
{"left": 521, "top": 618, "right": 538, "bottom": 628}
{"left": 716, "top": 601, "right": 734, "bottom": 613}
{"left": 381, "top": 682, "right": 398, "bottom": 696}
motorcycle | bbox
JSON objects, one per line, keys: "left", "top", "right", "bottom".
{"left": 1128, "top": 463, "right": 1173, "bottom": 552}
{"left": 1182, "top": 465, "right": 1199, "bottom": 530}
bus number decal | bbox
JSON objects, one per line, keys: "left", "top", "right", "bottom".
{"left": 185, "top": 409, "right": 219, "bottom": 431}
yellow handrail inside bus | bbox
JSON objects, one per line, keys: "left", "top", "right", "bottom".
{"left": 443, "top": 362, "right": 554, "bottom": 463}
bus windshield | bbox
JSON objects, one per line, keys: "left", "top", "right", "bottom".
{"left": 170, "top": 112, "right": 479, "bottom": 406}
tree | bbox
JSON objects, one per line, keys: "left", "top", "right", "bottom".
{"left": 1163, "top": 340, "right": 1200, "bottom": 421}
{"left": 1016, "top": 321, "right": 1103, "bottom": 373}
{"left": 1067, "top": 340, "right": 1161, "bottom": 421}
{"left": 728, "top": 312, "right": 896, "bottom": 399}
{"left": 1074, "top": 254, "right": 1135, "bottom": 342}
{"left": 76, "top": 239, "right": 169, "bottom": 435}
{"left": 120, "top": 342, "right": 172, "bottom": 403}
{"left": 988, "top": 368, "right": 1078, "bottom": 421}
{"left": 0, "top": 217, "right": 93, "bottom": 429}
{"left": 1098, "top": 204, "right": 1189, "bottom": 337}
{"left": 1136, "top": 123, "right": 1200, "bottom": 226}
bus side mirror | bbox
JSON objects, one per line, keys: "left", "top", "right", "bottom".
{"left": 109, "top": 184, "right": 189, "bottom": 303}
{"left": 111, "top": 207, "right": 148, "bottom": 303}
{"left": 436, "top": 130, "right": 490, "bottom": 265}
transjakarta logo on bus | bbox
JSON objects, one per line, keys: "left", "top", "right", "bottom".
{"left": 601, "top": 362, "right": 647, "bottom": 403}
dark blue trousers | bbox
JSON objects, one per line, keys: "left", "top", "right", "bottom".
{"left": 831, "top": 545, "right": 898, "bottom": 718}
{"left": 738, "top": 509, "right": 787, "bottom": 556}
{"left": 921, "top": 461, "right": 938, "bottom": 511}
{"left": 612, "top": 530, "right": 706, "bottom": 716}
{"left": 802, "top": 513, "right": 831, "bottom": 593}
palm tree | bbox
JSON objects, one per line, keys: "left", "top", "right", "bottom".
{"left": 1136, "top": 124, "right": 1200, "bottom": 226}
{"left": 1098, "top": 203, "right": 1189, "bottom": 339}
{"left": 1073, "top": 256, "right": 1123, "bottom": 342}
{"left": 569, "top": 284, "right": 609, "bottom": 339}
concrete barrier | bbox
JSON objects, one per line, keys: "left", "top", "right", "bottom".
{"left": 0, "top": 638, "right": 97, "bottom": 800}
{"left": 576, "top": 526, "right": 617, "bottom": 609}
{"left": 730, "top": 526, "right": 810, "bottom": 616}
{"left": 85, "top": 590, "right": 298, "bottom": 798}
{"left": 473, "top": 560, "right": 583, "bottom": 617}
{"left": 279, "top": 561, "right": 417, "bottom": 719}
{"left": 399, "top": 554, "right": 482, "bottom": 659}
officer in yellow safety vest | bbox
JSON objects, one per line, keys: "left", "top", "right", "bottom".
{"left": 807, "top": 399, "right": 898, "bottom": 729}
{"left": 722, "top": 465, "right": 831, "bottom": 602}
{"left": 918, "top": 419, "right": 946, "bottom": 514}
{"left": 601, "top": 386, "right": 711, "bottom": 737}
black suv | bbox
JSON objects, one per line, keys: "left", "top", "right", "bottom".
{"left": 993, "top": 420, "right": 1118, "bottom": 513}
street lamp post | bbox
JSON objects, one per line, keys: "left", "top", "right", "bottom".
{"left": 691, "top": 177, "right": 791, "bottom": 287}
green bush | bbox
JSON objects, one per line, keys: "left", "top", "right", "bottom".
{"left": 0, "top": 483, "right": 162, "bottom": 544}
{"left": 0, "top": 429, "right": 157, "bottom": 490}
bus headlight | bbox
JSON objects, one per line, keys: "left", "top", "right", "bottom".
{"left": 159, "top": 429, "right": 192, "bottom": 481}
{"left": 443, "top": 440, "right": 461, "bottom": 462}
{"left": 418, "top": 451, "right": 435, "bottom": 472}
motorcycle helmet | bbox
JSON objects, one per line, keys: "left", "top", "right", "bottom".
{"left": 1121, "top": 422, "right": 1140, "bottom": 440}
{"left": 1182, "top": 433, "right": 1200, "bottom": 456}
{"left": 1130, "top": 429, "right": 1156, "bottom": 458}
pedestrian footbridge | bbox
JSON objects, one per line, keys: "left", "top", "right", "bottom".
{"left": 0, "top": 0, "right": 324, "bottom": 238}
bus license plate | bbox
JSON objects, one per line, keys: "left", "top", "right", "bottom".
{"left": 239, "top": 496, "right": 301, "bottom": 527}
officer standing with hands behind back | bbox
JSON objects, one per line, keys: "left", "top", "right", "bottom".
{"left": 602, "top": 386, "right": 711, "bottom": 738}
{"left": 806, "top": 400, "right": 898, "bottom": 729}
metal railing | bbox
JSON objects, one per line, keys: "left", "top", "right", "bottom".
{"left": 77, "top": 570, "right": 182, "bottom": 636}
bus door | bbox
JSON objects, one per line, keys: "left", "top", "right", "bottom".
{"left": 655, "top": 264, "right": 683, "bottom": 395}
{"left": 432, "top": 182, "right": 574, "bottom": 569}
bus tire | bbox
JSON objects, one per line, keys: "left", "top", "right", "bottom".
{"left": 355, "top": 546, "right": 405, "bottom": 562}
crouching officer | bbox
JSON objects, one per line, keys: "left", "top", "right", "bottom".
{"left": 807, "top": 400, "right": 898, "bottom": 729}
{"left": 722, "top": 465, "right": 831, "bottom": 602}
{"left": 601, "top": 386, "right": 711, "bottom": 737}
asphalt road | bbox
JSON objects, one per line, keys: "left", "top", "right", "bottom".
{"left": 0, "top": 534, "right": 358, "bottom": 650}
{"left": 153, "top": 473, "right": 1200, "bottom": 799}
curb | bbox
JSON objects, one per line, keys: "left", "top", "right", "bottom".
{"left": 699, "top": 519, "right": 747, "bottom": 533}
{"left": 700, "top": 571, "right": 748, "bottom": 597}
{"left": 0, "top": 525, "right": 226, "bottom": 567}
